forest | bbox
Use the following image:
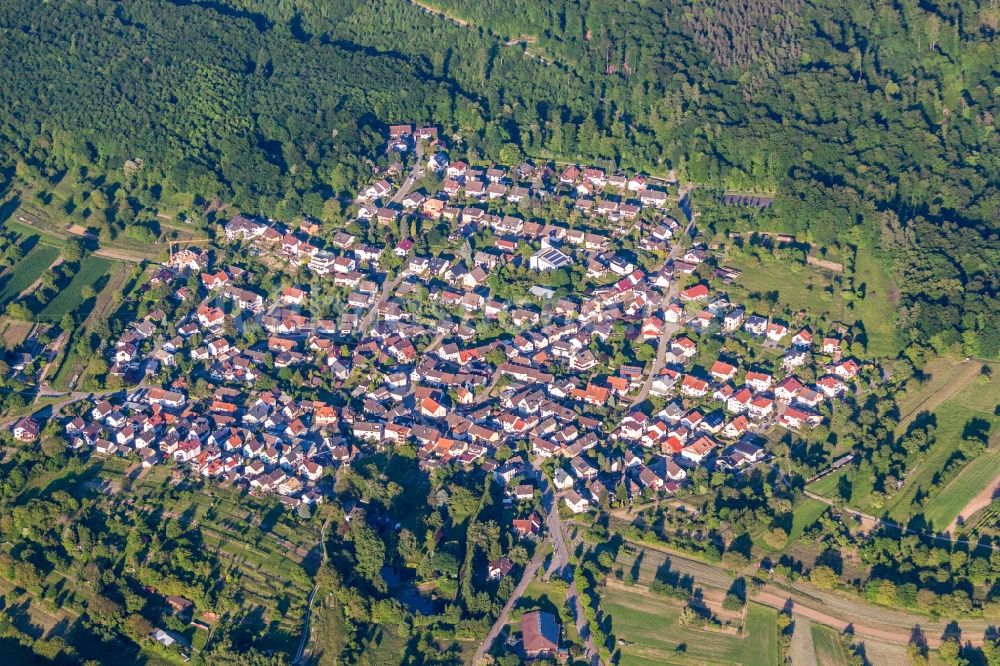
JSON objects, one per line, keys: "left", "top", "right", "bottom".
{"left": 0, "top": 0, "right": 996, "bottom": 361}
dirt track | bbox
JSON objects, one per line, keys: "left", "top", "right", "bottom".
{"left": 946, "top": 428, "right": 1000, "bottom": 532}
{"left": 626, "top": 537, "right": 992, "bottom": 649}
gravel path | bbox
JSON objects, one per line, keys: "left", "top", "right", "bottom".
{"left": 788, "top": 614, "right": 818, "bottom": 666}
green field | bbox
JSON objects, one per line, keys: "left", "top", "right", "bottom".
{"left": 724, "top": 252, "right": 847, "bottom": 322}
{"left": 882, "top": 371, "right": 999, "bottom": 525}
{"left": 812, "top": 368, "right": 1000, "bottom": 526}
{"left": 741, "top": 603, "right": 779, "bottom": 666}
{"left": 0, "top": 244, "right": 60, "bottom": 306}
{"left": 603, "top": 586, "right": 745, "bottom": 666}
{"left": 811, "top": 623, "right": 850, "bottom": 665}
{"left": 38, "top": 255, "right": 113, "bottom": 319}
{"left": 753, "top": 498, "right": 828, "bottom": 551}
{"left": 894, "top": 358, "right": 981, "bottom": 435}
{"left": 850, "top": 245, "right": 898, "bottom": 358}
{"left": 921, "top": 428, "right": 1000, "bottom": 529}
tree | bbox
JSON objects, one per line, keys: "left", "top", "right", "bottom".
{"left": 63, "top": 238, "right": 84, "bottom": 262}
{"left": 763, "top": 526, "right": 788, "bottom": 549}
{"left": 350, "top": 519, "right": 386, "bottom": 591}
{"left": 809, "top": 565, "right": 839, "bottom": 589}
{"left": 634, "top": 343, "right": 656, "bottom": 363}
{"left": 938, "top": 638, "right": 967, "bottom": 666}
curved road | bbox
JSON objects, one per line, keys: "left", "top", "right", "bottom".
{"left": 293, "top": 515, "right": 332, "bottom": 665}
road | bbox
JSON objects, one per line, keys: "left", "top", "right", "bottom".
{"left": 545, "top": 501, "right": 600, "bottom": 666}
{"left": 389, "top": 139, "right": 425, "bottom": 205}
{"left": 473, "top": 529, "right": 549, "bottom": 665}
{"left": 357, "top": 273, "right": 405, "bottom": 337}
{"left": 355, "top": 144, "right": 425, "bottom": 337}
{"left": 475, "top": 456, "right": 599, "bottom": 665}
{"left": 293, "top": 515, "right": 332, "bottom": 665}
{"left": 631, "top": 216, "right": 697, "bottom": 405}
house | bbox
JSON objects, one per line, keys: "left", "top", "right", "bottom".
{"left": 563, "top": 489, "right": 590, "bottom": 514}
{"left": 513, "top": 512, "right": 543, "bottom": 538}
{"left": 521, "top": 611, "right": 560, "bottom": 658}
{"left": 792, "top": 329, "right": 813, "bottom": 348}
{"left": 748, "top": 396, "right": 774, "bottom": 419}
{"left": 488, "top": 557, "right": 514, "bottom": 580}
{"left": 723, "top": 415, "right": 750, "bottom": 439}
{"left": 709, "top": 360, "right": 738, "bottom": 382}
{"left": 680, "top": 284, "right": 709, "bottom": 302}
{"left": 12, "top": 418, "right": 39, "bottom": 442}
{"left": 680, "top": 375, "right": 709, "bottom": 398}
{"left": 822, "top": 337, "right": 842, "bottom": 355}
{"left": 680, "top": 435, "right": 717, "bottom": 464}
{"left": 553, "top": 468, "right": 575, "bottom": 490}
{"left": 723, "top": 309, "right": 745, "bottom": 331}
{"left": 775, "top": 376, "right": 803, "bottom": 402}
{"left": 745, "top": 371, "right": 773, "bottom": 392}
{"left": 530, "top": 247, "right": 572, "bottom": 272}
{"left": 781, "top": 406, "right": 823, "bottom": 429}
{"left": 743, "top": 315, "right": 768, "bottom": 336}
{"left": 766, "top": 321, "right": 788, "bottom": 342}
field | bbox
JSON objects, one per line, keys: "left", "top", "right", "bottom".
{"left": 753, "top": 497, "right": 828, "bottom": 551}
{"left": 50, "top": 261, "right": 136, "bottom": 389}
{"left": 38, "top": 255, "right": 114, "bottom": 319}
{"left": 894, "top": 358, "right": 982, "bottom": 435}
{"left": 0, "top": 244, "right": 60, "bottom": 306}
{"left": 882, "top": 368, "right": 999, "bottom": 526}
{"left": 741, "top": 603, "right": 779, "bottom": 666}
{"left": 850, "top": 245, "right": 898, "bottom": 358}
{"left": 0, "top": 317, "right": 34, "bottom": 347}
{"left": 811, "top": 623, "right": 850, "bottom": 665}
{"left": 308, "top": 594, "right": 350, "bottom": 665}
{"left": 602, "top": 586, "right": 746, "bottom": 666}
{"left": 810, "top": 365, "right": 1000, "bottom": 526}
{"left": 721, "top": 243, "right": 898, "bottom": 361}
{"left": 724, "top": 252, "right": 848, "bottom": 322}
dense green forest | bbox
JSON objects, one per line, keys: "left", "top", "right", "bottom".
{"left": 0, "top": 0, "right": 997, "bottom": 358}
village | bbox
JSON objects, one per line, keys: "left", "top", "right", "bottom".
{"left": 5, "top": 124, "right": 867, "bottom": 661}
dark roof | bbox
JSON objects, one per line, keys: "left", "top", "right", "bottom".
{"left": 521, "top": 610, "right": 559, "bottom": 654}
{"left": 721, "top": 193, "right": 774, "bottom": 208}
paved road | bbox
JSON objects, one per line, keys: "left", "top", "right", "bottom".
{"left": 357, "top": 273, "right": 405, "bottom": 336}
{"left": 355, "top": 145, "right": 424, "bottom": 337}
{"left": 473, "top": 513, "right": 551, "bottom": 664}
{"left": 389, "top": 140, "right": 425, "bottom": 205}
{"left": 632, "top": 216, "right": 697, "bottom": 405}
{"left": 546, "top": 504, "right": 600, "bottom": 665}
{"left": 293, "top": 516, "right": 332, "bottom": 665}
{"left": 475, "top": 458, "right": 599, "bottom": 665}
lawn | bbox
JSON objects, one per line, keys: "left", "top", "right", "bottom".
{"left": 309, "top": 594, "right": 350, "bottom": 665}
{"left": 723, "top": 252, "right": 847, "bottom": 323}
{"left": 810, "top": 366, "right": 999, "bottom": 525}
{"left": 753, "top": 497, "right": 829, "bottom": 551}
{"left": 0, "top": 244, "right": 60, "bottom": 306}
{"left": 850, "top": 245, "right": 898, "bottom": 358}
{"left": 741, "top": 603, "right": 779, "bottom": 666}
{"left": 602, "top": 586, "right": 745, "bottom": 666}
{"left": 894, "top": 357, "right": 981, "bottom": 435}
{"left": 38, "top": 255, "right": 113, "bottom": 319}
{"left": 811, "top": 623, "right": 850, "bottom": 666}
